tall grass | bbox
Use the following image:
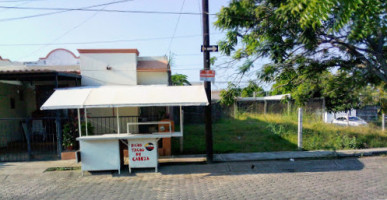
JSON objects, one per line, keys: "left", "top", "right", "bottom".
{"left": 245, "top": 112, "right": 387, "bottom": 150}
{"left": 172, "top": 111, "right": 387, "bottom": 154}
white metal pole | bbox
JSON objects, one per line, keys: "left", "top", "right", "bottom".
{"left": 180, "top": 106, "right": 184, "bottom": 153}
{"left": 298, "top": 107, "right": 303, "bottom": 150}
{"left": 77, "top": 109, "right": 82, "bottom": 137}
{"left": 382, "top": 113, "right": 385, "bottom": 131}
{"left": 116, "top": 107, "right": 120, "bottom": 134}
{"left": 84, "top": 108, "right": 88, "bottom": 136}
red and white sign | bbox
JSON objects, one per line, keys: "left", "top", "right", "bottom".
{"left": 200, "top": 70, "right": 215, "bottom": 82}
{"left": 129, "top": 139, "right": 158, "bottom": 171}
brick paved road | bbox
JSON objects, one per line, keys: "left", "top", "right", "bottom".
{"left": 0, "top": 157, "right": 386, "bottom": 199}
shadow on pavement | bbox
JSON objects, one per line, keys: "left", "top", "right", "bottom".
{"left": 112, "top": 157, "right": 365, "bottom": 177}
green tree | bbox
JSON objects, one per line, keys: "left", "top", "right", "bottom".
{"left": 219, "top": 83, "right": 241, "bottom": 106}
{"left": 171, "top": 74, "right": 191, "bottom": 86}
{"left": 215, "top": 0, "right": 386, "bottom": 111}
{"left": 241, "top": 81, "right": 265, "bottom": 97}
{"left": 219, "top": 81, "right": 266, "bottom": 106}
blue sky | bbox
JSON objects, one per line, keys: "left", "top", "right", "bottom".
{"left": 0, "top": 0, "right": 270, "bottom": 90}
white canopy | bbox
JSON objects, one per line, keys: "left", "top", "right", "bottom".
{"left": 41, "top": 85, "right": 209, "bottom": 110}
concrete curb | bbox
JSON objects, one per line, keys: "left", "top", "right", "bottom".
{"left": 159, "top": 148, "right": 387, "bottom": 163}
{"left": 213, "top": 148, "right": 387, "bottom": 162}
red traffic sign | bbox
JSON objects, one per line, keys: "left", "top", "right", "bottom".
{"left": 200, "top": 70, "right": 215, "bottom": 82}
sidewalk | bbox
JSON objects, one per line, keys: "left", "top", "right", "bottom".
{"left": 159, "top": 147, "right": 387, "bottom": 163}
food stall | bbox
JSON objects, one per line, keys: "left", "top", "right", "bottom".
{"left": 40, "top": 85, "right": 208, "bottom": 174}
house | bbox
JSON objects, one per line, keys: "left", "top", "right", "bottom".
{"left": 0, "top": 48, "right": 172, "bottom": 161}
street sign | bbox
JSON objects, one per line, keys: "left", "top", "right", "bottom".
{"left": 200, "top": 69, "right": 215, "bottom": 82}
{"left": 201, "top": 45, "right": 218, "bottom": 52}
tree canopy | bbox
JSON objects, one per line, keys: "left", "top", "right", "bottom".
{"left": 171, "top": 74, "right": 191, "bottom": 86}
{"left": 215, "top": 0, "right": 386, "bottom": 111}
{"left": 219, "top": 81, "right": 265, "bottom": 106}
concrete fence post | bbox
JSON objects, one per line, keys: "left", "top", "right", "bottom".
{"left": 298, "top": 107, "right": 303, "bottom": 150}
{"left": 382, "top": 113, "right": 385, "bottom": 132}
{"left": 287, "top": 101, "right": 291, "bottom": 115}
{"left": 322, "top": 97, "right": 326, "bottom": 121}
{"left": 233, "top": 101, "right": 238, "bottom": 117}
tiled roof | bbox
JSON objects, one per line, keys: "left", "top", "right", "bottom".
{"left": 0, "top": 65, "right": 80, "bottom": 74}
{"left": 78, "top": 49, "right": 140, "bottom": 56}
{"left": 137, "top": 60, "right": 169, "bottom": 72}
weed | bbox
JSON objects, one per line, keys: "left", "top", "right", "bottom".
{"left": 267, "top": 123, "right": 286, "bottom": 136}
{"left": 44, "top": 166, "right": 81, "bottom": 172}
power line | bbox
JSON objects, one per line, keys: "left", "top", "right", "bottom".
{"left": 166, "top": 0, "right": 186, "bottom": 54}
{"left": 0, "top": 5, "right": 216, "bottom": 20}
{"left": 175, "top": 53, "right": 202, "bottom": 56}
{"left": 0, "top": 0, "right": 45, "bottom": 2}
{"left": 19, "top": 1, "right": 112, "bottom": 60}
{"left": 0, "top": 0, "right": 132, "bottom": 22}
{"left": 0, "top": 0, "right": 29, "bottom": 11}
{"left": 0, "top": 33, "right": 222, "bottom": 46}
{"left": 171, "top": 68, "right": 203, "bottom": 70}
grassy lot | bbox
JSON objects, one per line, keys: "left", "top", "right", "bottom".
{"left": 171, "top": 112, "right": 387, "bottom": 154}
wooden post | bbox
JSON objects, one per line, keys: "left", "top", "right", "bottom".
{"left": 298, "top": 107, "right": 303, "bottom": 150}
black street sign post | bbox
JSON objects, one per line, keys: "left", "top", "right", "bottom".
{"left": 202, "top": 0, "right": 213, "bottom": 163}
{"left": 201, "top": 45, "right": 218, "bottom": 52}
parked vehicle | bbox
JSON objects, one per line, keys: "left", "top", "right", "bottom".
{"left": 332, "top": 116, "right": 368, "bottom": 126}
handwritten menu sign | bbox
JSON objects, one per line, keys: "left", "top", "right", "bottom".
{"left": 129, "top": 139, "right": 158, "bottom": 169}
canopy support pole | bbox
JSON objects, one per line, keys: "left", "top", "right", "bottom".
{"left": 77, "top": 109, "right": 82, "bottom": 137}
{"left": 116, "top": 107, "right": 120, "bottom": 134}
{"left": 85, "top": 108, "right": 88, "bottom": 136}
{"left": 179, "top": 106, "right": 184, "bottom": 153}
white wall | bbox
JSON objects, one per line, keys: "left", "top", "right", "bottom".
{"left": 324, "top": 109, "right": 357, "bottom": 123}
{"left": 137, "top": 72, "right": 168, "bottom": 85}
{"left": 80, "top": 53, "right": 137, "bottom": 86}
{"left": 38, "top": 49, "right": 79, "bottom": 66}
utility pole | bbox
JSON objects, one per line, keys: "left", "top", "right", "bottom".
{"left": 202, "top": 0, "right": 213, "bottom": 162}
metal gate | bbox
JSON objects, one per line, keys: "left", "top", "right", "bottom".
{"left": 0, "top": 117, "right": 59, "bottom": 161}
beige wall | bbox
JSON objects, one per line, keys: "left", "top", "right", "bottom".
{"left": 137, "top": 72, "right": 168, "bottom": 85}
{"left": 80, "top": 53, "right": 137, "bottom": 86}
